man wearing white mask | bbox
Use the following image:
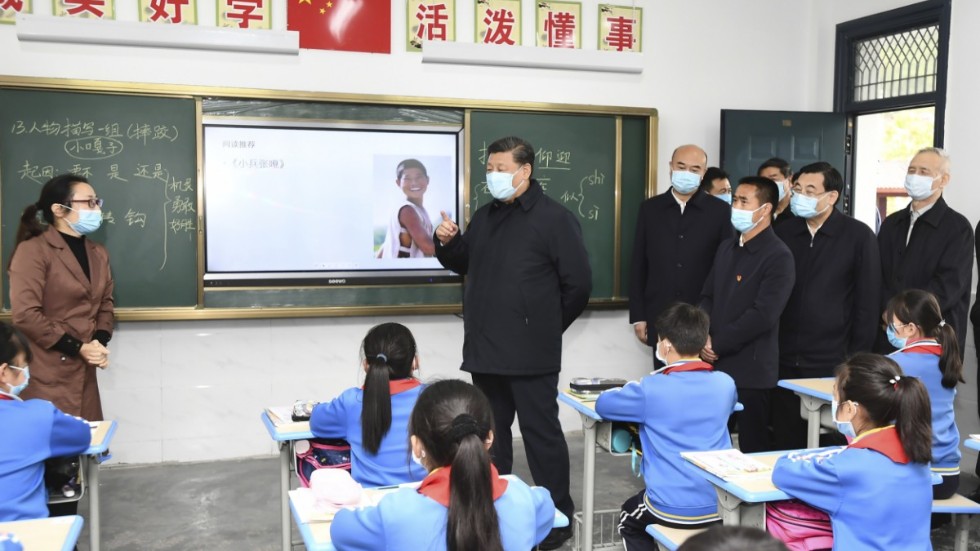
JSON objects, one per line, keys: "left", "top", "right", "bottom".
{"left": 876, "top": 147, "right": 974, "bottom": 356}
{"left": 700, "top": 177, "right": 794, "bottom": 452}
{"left": 629, "top": 144, "right": 732, "bottom": 366}
{"left": 433, "top": 136, "right": 591, "bottom": 550}
{"left": 758, "top": 157, "right": 798, "bottom": 227}
{"left": 772, "top": 162, "right": 880, "bottom": 450}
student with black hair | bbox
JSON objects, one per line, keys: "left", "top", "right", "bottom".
{"left": 596, "top": 303, "right": 736, "bottom": 550}
{"left": 677, "top": 526, "right": 789, "bottom": 551}
{"left": 773, "top": 353, "right": 933, "bottom": 551}
{"left": 757, "top": 157, "right": 797, "bottom": 226}
{"left": 699, "top": 167, "right": 732, "bottom": 204}
{"left": 885, "top": 289, "right": 963, "bottom": 499}
{"left": 330, "top": 379, "right": 555, "bottom": 551}
{"left": 0, "top": 322, "right": 91, "bottom": 521}
{"left": 309, "top": 322, "right": 426, "bottom": 486}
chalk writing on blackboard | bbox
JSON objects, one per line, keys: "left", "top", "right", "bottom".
{"left": 559, "top": 169, "right": 604, "bottom": 221}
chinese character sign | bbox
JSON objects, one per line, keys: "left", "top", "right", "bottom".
{"left": 536, "top": 1, "right": 580, "bottom": 49}
{"left": 218, "top": 0, "right": 270, "bottom": 29}
{"left": 477, "top": 0, "right": 520, "bottom": 46}
{"left": 0, "top": 0, "right": 30, "bottom": 25}
{"left": 289, "top": 0, "right": 391, "bottom": 52}
{"left": 598, "top": 4, "right": 641, "bottom": 52}
{"left": 407, "top": 0, "right": 455, "bottom": 51}
{"left": 55, "top": 0, "right": 113, "bottom": 18}
{"left": 139, "top": 0, "right": 197, "bottom": 24}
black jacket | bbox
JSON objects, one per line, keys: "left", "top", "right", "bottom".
{"left": 972, "top": 220, "right": 980, "bottom": 345}
{"left": 877, "top": 196, "right": 974, "bottom": 355}
{"left": 434, "top": 180, "right": 592, "bottom": 375}
{"left": 628, "top": 190, "right": 732, "bottom": 338}
{"left": 775, "top": 210, "right": 881, "bottom": 377}
{"left": 700, "top": 227, "right": 795, "bottom": 389}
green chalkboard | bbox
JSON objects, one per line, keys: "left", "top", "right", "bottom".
{"left": 0, "top": 89, "right": 198, "bottom": 309}
{"left": 468, "top": 110, "right": 621, "bottom": 299}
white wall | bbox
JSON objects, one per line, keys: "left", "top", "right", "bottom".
{"left": 3, "top": 0, "right": 976, "bottom": 465}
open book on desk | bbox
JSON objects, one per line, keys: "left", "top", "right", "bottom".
{"left": 265, "top": 406, "right": 312, "bottom": 434}
{"left": 681, "top": 449, "right": 773, "bottom": 481}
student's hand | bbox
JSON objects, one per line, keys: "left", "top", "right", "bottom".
{"left": 435, "top": 211, "right": 459, "bottom": 245}
{"left": 633, "top": 322, "right": 648, "bottom": 344}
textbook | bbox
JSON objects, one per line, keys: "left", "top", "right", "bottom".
{"left": 265, "top": 406, "right": 312, "bottom": 434}
{"left": 680, "top": 449, "right": 773, "bottom": 480}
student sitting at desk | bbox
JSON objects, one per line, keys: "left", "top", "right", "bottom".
{"left": 0, "top": 323, "right": 91, "bottom": 521}
{"left": 309, "top": 323, "right": 426, "bottom": 487}
{"left": 330, "top": 379, "right": 555, "bottom": 550}
{"left": 885, "top": 289, "right": 963, "bottom": 499}
{"left": 596, "top": 303, "right": 737, "bottom": 551}
{"left": 772, "top": 353, "right": 933, "bottom": 551}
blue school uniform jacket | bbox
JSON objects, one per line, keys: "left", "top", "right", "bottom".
{"left": 890, "top": 340, "right": 960, "bottom": 474}
{"left": 0, "top": 396, "right": 91, "bottom": 521}
{"left": 330, "top": 468, "right": 555, "bottom": 550}
{"left": 310, "top": 381, "right": 427, "bottom": 487}
{"left": 773, "top": 427, "right": 932, "bottom": 551}
{"left": 595, "top": 361, "right": 737, "bottom": 524}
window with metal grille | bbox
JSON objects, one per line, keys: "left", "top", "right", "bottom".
{"left": 851, "top": 24, "right": 939, "bottom": 103}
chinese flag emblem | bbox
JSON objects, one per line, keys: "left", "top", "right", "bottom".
{"left": 288, "top": 0, "right": 390, "bottom": 53}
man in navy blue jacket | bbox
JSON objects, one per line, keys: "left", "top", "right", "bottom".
{"left": 772, "top": 162, "right": 880, "bottom": 449}
{"left": 629, "top": 144, "right": 732, "bottom": 365}
{"left": 433, "top": 136, "right": 591, "bottom": 550}
{"left": 700, "top": 177, "right": 795, "bottom": 453}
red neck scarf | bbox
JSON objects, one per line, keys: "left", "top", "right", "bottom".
{"left": 417, "top": 464, "right": 509, "bottom": 507}
{"left": 848, "top": 425, "right": 909, "bottom": 464}
{"left": 361, "top": 378, "right": 422, "bottom": 395}
{"left": 900, "top": 338, "right": 942, "bottom": 356}
{"left": 0, "top": 394, "right": 14, "bottom": 401}
{"left": 661, "top": 360, "right": 714, "bottom": 375}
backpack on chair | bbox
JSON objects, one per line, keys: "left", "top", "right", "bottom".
{"left": 765, "top": 499, "right": 833, "bottom": 551}
{"left": 294, "top": 439, "right": 352, "bottom": 488}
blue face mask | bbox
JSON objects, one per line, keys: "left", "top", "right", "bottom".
{"left": 904, "top": 174, "right": 937, "bottom": 201}
{"left": 486, "top": 171, "right": 523, "bottom": 201}
{"left": 790, "top": 192, "right": 830, "bottom": 219}
{"left": 831, "top": 399, "right": 857, "bottom": 439}
{"left": 670, "top": 171, "right": 701, "bottom": 195}
{"left": 731, "top": 205, "right": 765, "bottom": 234}
{"left": 715, "top": 192, "right": 732, "bottom": 205}
{"left": 64, "top": 206, "right": 103, "bottom": 235}
{"left": 775, "top": 180, "right": 788, "bottom": 202}
{"left": 654, "top": 340, "right": 668, "bottom": 364}
{"left": 4, "top": 365, "right": 29, "bottom": 396}
{"left": 886, "top": 325, "right": 907, "bottom": 349}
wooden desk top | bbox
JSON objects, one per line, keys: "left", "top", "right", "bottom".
{"left": 777, "top": 378, "right": 834, "bottom": 400}
{"left": 0, "top": 516, "right": 84, "bottom": 551}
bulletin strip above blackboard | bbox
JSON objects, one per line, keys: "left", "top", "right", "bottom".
{"left": 0, "top": 76, "right": 657, "bottom": 321}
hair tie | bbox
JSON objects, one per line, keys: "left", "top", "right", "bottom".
{"left": 889, "top": 375, "right": 901, "bottom": 390}
{"left": 939, "top": 320, "right": 946, "bottom": 328}
{"left": 449, "top": 414, "right": 481, "bottom": 442}
{"left": 375, "top": 353, "right": 387, "bottom": 364}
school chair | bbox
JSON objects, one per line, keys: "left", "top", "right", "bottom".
{"left": 645, "top": 524, "right": 707, "bottom": 551}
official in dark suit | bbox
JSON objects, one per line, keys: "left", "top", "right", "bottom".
{"left": 700, "top": 177, "right": 795, "bottom": 453}
{"left": 758, "top": 157, "right": 799, "bottom": 227}
{"left": 876, "top": 147, "right": 974, "bottom": 356}
{"left": 772, "top": 162, "right": 880, "bottom": 450}
{"left": 629, "top": 145, "right": 732, "bottom": 364}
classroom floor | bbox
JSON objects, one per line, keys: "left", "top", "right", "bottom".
{"left": 73, "top": 432, "right": 978, "bottom": 551}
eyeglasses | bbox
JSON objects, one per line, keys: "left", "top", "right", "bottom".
{"left": 70, "top": 198, "right": 104, "bottom": 209}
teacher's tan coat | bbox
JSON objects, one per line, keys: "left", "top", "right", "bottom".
{"left": 8, "top": 225, "right": 114, "bottom": 420}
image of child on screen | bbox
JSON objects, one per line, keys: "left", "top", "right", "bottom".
{"left": 378, "top": 159, "right": 436, "bottom": 258}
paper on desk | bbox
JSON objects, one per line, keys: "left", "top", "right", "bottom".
{"left": 289, "top": 487, "right": 394, "bottom": 523}
{"left": 266, "top": 406, "right": 295, "bottom": 426}
{"left": 970, "top": 434, "right": 980, "bottom": 441}
{"left": 681, "top": 449, "right": 773, "bottom": 481}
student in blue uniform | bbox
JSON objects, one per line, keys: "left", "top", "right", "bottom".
{"left": 330, "top": 379, "right": 555, "bottom": 551}
{"left": 884, "top": 289, "right": 963, "bottom": 499}
{"left": 773, "top": 353, "right": 933, "bottom": 551}
{"left": 596, "top": 303, "right": 737, "bottom": 550}
{"left": 309, "top": 322, "right": 427, "bottom": 487}
{"left": 0, "top": 322, "right": 91, "bottom": 521}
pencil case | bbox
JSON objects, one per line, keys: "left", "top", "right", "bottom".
{"left": 569, "top": 377, "right": 627, "bottom": 394}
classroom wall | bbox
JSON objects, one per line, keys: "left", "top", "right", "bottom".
{"left": 2, "top": 0, "right": 977, "bottom": 465}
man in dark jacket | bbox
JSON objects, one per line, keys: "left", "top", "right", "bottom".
{"left": 433, "top": 136, "right": 591, "bottom": 550}
{"left": 772, "top": 162, "right": 880, "bottom": 449}
{"left": 758, "top": 157, "right": 799, "bottom": 227}
{"left": 629, "top": 144, "right": 732, "bottom": 365}
{"left": 700, "top": 177, "right": 795, "bottom": 453}
{"left": 876, "top": 147, "right": 974, "bottom": 356}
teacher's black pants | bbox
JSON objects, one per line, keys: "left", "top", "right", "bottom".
{"left": 471, "top": 372, "right": 574, "bottom": 518}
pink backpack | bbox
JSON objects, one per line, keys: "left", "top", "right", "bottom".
{"left": 765, "top": 499, "right": 834, "bottom": 551}
{"left": 294, "top": 438, "right": 352, "bottom": 488}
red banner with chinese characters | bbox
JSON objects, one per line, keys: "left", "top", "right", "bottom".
{"left": 288, "top": 0, "right": 391, "bottom": 53}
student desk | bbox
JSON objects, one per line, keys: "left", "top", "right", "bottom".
{"left": 288, "top": 476, "right": 569, "bottom": 551}
{"left": 776, "top": 378, "right": 834, "bottom": 448}
{"left": 684, "top": 451, "right": 788, "bottom": 529}
{"left": 260, "top": 410, "right": 314, "bottom": 551}
{"left": 964, "top": 437, "right": 980, "bottom": 452}
{"left": 558, "top": 391, "right": 742, "bottom": 551}
{"left": 83, "top": 420, "right": 117, "bottom": 551}
{"left": 0, "top": 515, "right": 84, "bottom": 551}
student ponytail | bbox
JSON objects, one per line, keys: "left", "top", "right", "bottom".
{"left": 885, "top": 289, "right": 964, "bottom": 389}
{"left": 410, "top": 380, "right": 504, "bottom": 551}
{"left": 360, "top": 323, "right": 417, "bottom": 455}
{"left": 837, "top": 353, "right": 932, "bottom": 464}
{"left": 9, "top": 174, "right": 85, "bottom": 269}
